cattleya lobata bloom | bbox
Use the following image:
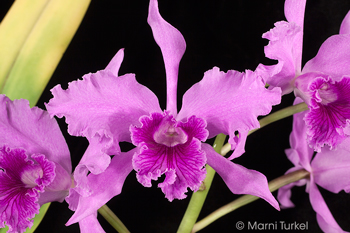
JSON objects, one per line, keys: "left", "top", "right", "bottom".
{"left": 278, "top": 98, "right": 350, "bottom": 233}
{"left": 256, "top": 0, "right": 350, "bottom": 151}
{"left": 0, "top": 95, "right": 105, "bottom": 233}
{"left": 46, "top": 0, "right": 282, "bottom": 225}
{"left": 0, "top": 95, "right": 73, "bottom": 233}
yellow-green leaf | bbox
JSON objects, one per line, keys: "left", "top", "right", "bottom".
{"left": 0, "top": 0, "right": 50, "bottom": 89}
{"left": 1, "top": 0, "right": 91, "bottom": 106}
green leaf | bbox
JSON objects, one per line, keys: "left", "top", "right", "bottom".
{"left": 0, "top": 0, "right": 91, "bottom": 106}
{"left": 0, "top": 0, "right": 50, "bottom": 89}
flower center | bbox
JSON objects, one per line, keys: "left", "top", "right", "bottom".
{"left": 318, "top": 83, "right": 338, "bottom": 105}
{"left": 20, "top": 164, "right": 43, "bottom": 188}
{"left": 153, "top": 120, "right": 188, "bottom": 147}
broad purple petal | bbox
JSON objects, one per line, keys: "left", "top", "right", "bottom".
{"left": 0, "top": 147, "right": 55, "bottom": 233}
{"left": 304, "top": 76, "right": 350, "bottom": 151}
{"left": 203, "top": 143, "right": 280, "bottom": 210}
{"left": 256, "top": 0, "right": 306, "bottom": 95}
{"left": 340, "top": 11, "right": 350, "bottom": 35}
{"left": 311, "top": 138, "right": 350, "bottom": 193}
{"left": 0, "top": 95, "right": 71, "bottom": 173}
{"left": 131, "top": 112, "right": 207, "bottom": 201}
{"left": 178, "top": 67, "right": 281, "bottom": 160}
{"left": 46, "top": 56, "right": 161, "bottom": 174}
{"left": 66, "top": 149, "right": 134, "bottom": 226}
{"left": 309, "top": 178, "right": 348, "bottom": 233}
{"left": 257, "top": 20, "right": 303, "bottom": 94}
{"left": 79, "top": 213, "right": 105, "bottom": 233}
{"left": 148, "top": 0, "right": 186, "bottom": 115}
{"left": 302, "top": 34, "right": 350, "bottom": 77}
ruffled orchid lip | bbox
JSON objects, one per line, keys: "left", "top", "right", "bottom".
{"left": 0, "top": 146, "right": 56, "bottom": 232}
{"left": 302, "top": 76, "right": 350, "bottom": 151}
{"left": 131, "top": 111, "right": 208, "bottom": 201}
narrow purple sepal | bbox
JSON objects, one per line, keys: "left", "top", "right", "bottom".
{"left": 178, "top": 67, "right": 281, "bottom": 160}
{"left": 202, "top": 143, "right": 280, "bottom": 210}
{"left": 78, "top": 213, "right": 106, "bottom": 233}
{"left": 309, "top": 178, "right": 349, "bottom": 233}
{"left": 340, "top": 11, "right": 350, "bottom": 34}
{"left": 148, "top": 0, "right": 186, "bottom": 115}
{"left": 105, "top": 48, "right": 124, "bottom": 76}
{"left": 284, "top": 0, "right": 306, "bottom": 34}
{"left": 66, "top": 149, "right": 134, "bottom": 226}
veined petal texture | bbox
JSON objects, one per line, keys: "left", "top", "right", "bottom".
{"left": 46, "top": 51, "right": 161, "bottom": 173}
{"left": 304, "top": 76, "right": 350, "bottom": 151}
{"left": 131, "top": 112, "right": 207, "bottom": 201}
{"left": 177, "top": 67, "right": 281, "bottom": 159}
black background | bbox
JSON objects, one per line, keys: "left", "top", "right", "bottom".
{"left": 1, "top": 0, "right": 350, "bottom": 232}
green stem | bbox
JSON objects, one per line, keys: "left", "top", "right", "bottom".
{"left": 221, "top": 102, "right": 308, "bottom": 155}
{"left": 192, "top": 169, "right": 310, "bottom": 233}
{"left": 177, "top": 133, "right": 227, "bottom": 233}
{"left": 98, "top": 205, "right": 130, "bottom": 233}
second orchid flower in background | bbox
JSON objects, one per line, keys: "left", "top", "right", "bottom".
{"left": 257, "top": 0, "right": 350, "bottom": 151}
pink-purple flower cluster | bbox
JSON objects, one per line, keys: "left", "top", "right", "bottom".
{"left": 1, "top": 0, "right": 350, "bottom": 232}
{"left": 46, "top": 0, "right": 281, "bottom": 227}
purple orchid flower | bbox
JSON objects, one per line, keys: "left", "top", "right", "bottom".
{"left": 278, "top": 97, "right": 350, "bottom": 233}
{"left": 46, "top": 0, "right": 281, "bottom": 225}
{"left": 0, "top": 95, "right": 73, "bottom": 233}
{"left": 256, "top": 0, "right": 350, "bottom": 152}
